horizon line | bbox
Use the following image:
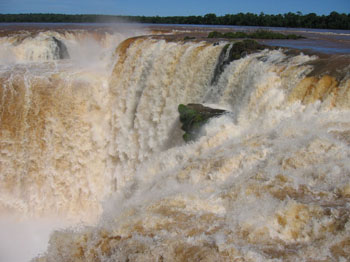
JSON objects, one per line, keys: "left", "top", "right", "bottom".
{"left": 1, "top": 11, "right": 349, "bottom": 16}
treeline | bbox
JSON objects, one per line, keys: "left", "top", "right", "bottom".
{"left": 208, "top": 30, "right": 305, "bottom": 40}
{"left": 0, "top": 14, "right": 103, "bottom": 23}
{"left": 0, "top": 12, "right": 350, "bottom": 29}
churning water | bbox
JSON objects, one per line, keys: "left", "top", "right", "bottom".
{"left": 0, "top": 25, "right": 350, "bottom": 261}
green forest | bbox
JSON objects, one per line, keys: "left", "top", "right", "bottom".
{"left": 0, "top": 12, "right": 349, "bottom": 29}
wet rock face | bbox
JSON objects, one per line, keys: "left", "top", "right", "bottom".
{"left": 178, "top": 103, "right": 227, "bottom": 142}
{"left": 211, "top": 40, "right": 268, "bottom": 85}
{"left": 52, "top": 37, "right": 70, "bottom": 59}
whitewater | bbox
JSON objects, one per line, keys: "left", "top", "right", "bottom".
{"left": 0, "top": 24, "right": 350, "bottom": 262}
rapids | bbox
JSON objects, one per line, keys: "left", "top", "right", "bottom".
{"left": 0, "top": 25, "right": 350, "bottom": 261}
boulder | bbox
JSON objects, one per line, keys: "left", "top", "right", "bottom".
{"left": 178, "top": 103, "right": 227, "bottom": 142}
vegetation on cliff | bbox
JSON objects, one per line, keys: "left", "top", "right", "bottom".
{"left": 178, "top": 104, "right": 227, "bottom": 142}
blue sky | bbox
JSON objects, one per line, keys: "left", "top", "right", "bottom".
{"left": 1, "top": 0, "right": 349, "bottom": 16}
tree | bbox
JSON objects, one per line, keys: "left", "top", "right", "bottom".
{"left": 203, "top": 13, "right": 217, "bottom": 25}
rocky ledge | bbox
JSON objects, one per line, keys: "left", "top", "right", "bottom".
{"left": 178, "top": 103, "right": 227, "bottom": 142}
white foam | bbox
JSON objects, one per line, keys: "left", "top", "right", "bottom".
{"left": 1, "top": 34, "right": 350, "bottom": 261}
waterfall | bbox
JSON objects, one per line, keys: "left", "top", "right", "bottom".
{"left": 0, "top": 29, "right": 350, "bottom": 261}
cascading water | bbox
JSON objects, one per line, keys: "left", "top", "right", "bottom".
{"left": 0, "top": 26, "right": 350, "bottom": 261}
{"left": 0, "top": 26, "right": 148, "bottom": 261}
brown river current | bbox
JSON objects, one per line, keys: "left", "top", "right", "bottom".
{"left": 0, "top": 24, "right": 350, "bottom": 262}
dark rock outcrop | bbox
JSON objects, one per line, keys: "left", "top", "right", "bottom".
{"left": 178, "top": 103, "right": 227, "bottom": 142}
{"left": 211, "top": 40, "right": 267, "bottom": 85}
{"left": 52, "top": 37, "right": 70, "bottom": 59}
